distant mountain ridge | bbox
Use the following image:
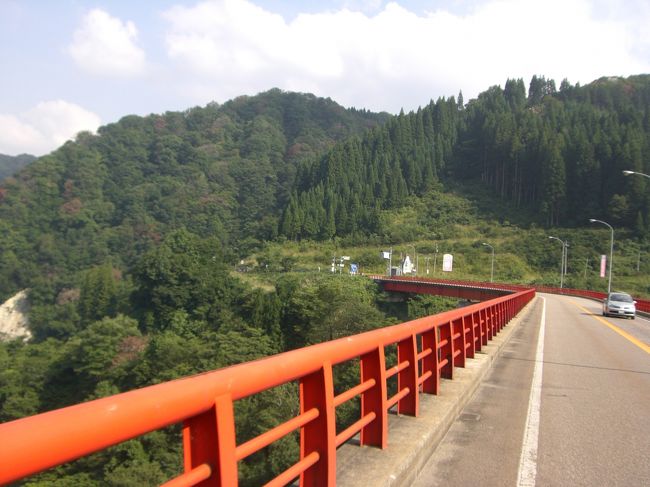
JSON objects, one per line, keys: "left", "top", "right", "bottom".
{"left": 0, "top": 89, "right": 389, "bottom": 299}
{"left": 281, "top": 74, "right": 650, "bottom": 239}
{"left": 0, "top": 77, "right": 648, "bottom": 304}
{"left": 0, "top": 153, "right": 36, "bottom": 180}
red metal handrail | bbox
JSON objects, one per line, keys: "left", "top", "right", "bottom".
{"left": 535, "top": 286, "right": 650, "bottom": 313}
{"left": 370, "top": 274, "right": 650, "bottom": 313}
{"left": 0, "top": 285, "right": 535, "bottom": 486}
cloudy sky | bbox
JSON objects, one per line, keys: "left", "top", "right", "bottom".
{"left": 1, "top": 0, "right": 649, "bottom": 156}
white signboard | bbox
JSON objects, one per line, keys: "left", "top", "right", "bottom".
{"left": 442, "top": 253, "right": 453, "bottom": 272}
{"left": 600, "top": 254, "right": 606, "bottom": 278}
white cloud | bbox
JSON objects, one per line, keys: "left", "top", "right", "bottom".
{"left": 162, "top": 0, "right": 650, "bottom": 112}
{"left": 0, "top": 101, "right": 101, "bottom": 156}
{"left": 69, "top": 8, "right": 146, "bottom": 77}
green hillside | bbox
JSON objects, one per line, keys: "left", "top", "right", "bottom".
{"left": 0, "top": 77, "right": 649, "bottom": 485}
{"left": 283, "top": 75, "right": 650, "bottom": 240}
{"left": 0, "top": 89, "right": 389, "bottom": 300}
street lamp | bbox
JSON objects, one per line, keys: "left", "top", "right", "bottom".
{"left": 622, "top": 170, "right": 650, "bottom": 179}
{"left": 482, "top": 242, "right": 495, "bottom": 282}
{"left": 548, "top": 236, "right": 568, "bottom": 288}
{"left": 589, "top": 219, "right": 614, "bottom": 295}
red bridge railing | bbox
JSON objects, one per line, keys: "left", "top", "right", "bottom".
{"left": 0, "top": 284, "right": 534, "bottom": 486}
{"left": 373, "top": 275, "right": 650, "bottom": 313}
{"left": 534, "top": 286, "right": 650, "bottom": 313}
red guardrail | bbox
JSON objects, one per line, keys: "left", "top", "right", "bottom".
{"left": 0, "top": 286, "right": 534, "bottom": 486}
{"left": 534, "top": 286, "right": 650, "bottom": 313}
{"left": 372, "top": 275, "right": 650, "bottom": 314}
{"left": 370, "top": 274, "right": 524, "bottom": 292}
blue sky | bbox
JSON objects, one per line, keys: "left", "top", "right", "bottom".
{"left": 1, "top": 0, "right": 649, "bottom": 156}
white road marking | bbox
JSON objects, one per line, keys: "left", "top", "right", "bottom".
{"left": 517, "top": 297, "right": 546, "bottom": 487}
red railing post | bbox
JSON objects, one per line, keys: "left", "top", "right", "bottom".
{"left": 182, "top": 393, "right": 237, "bottom": 487}
{"left": 497, "top": 302, "right": 503, "bottom": 331}
{"left": 300, "top": 363, "right": 336, "bottom": 486}
{"left": 486, "top": 306, "right": 494, "bottom": 340}
{"left": 397, "top": 335, "right": 419, "bottom": 416}
{"left": 452, "top": 317, "right": 465, "bottom": 368}
{"left": 360, "top": 347, "right": 388, "bottom": 448}
{"left": 421, "top": 328, "right": 439, "bottom": 395}
{"left": 480, "top": 308, "right": 489, "bottom": 345}
{"left": 439, "top": 322, "right": 453, "bottom": 380}
{"left": 466, "top": 313, "right": 476, "bottom": 359}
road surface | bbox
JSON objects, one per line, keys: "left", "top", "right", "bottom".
{"left": 413, "top": 293, "right": 650, "bottom": 487}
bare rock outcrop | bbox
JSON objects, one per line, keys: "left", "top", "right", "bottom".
{"left": 0, "top": 290, "right": 31, "bottom": 342}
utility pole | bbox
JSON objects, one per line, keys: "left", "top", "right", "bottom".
{"left": 564, "top": 241, "right": 569, "bottom": 282}
{"left": 548, "top": 236, "right": 567, "bottom": 288}
{"left": 589, "top": 219, "right": 614, "bottom": 295}
{"left": 433, "top": 245, "right": 439, "bottom": 275}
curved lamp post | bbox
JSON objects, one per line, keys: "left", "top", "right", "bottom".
{"left": 589, "top": 219, "right": 614, "bottom": 295}
{"left": 622, "top": 170, "right": 650, "bottom": 179}
{"left": 548, "top": 236, "right": 567, "bottom": 288}
{"left": 482, "top": 242, "right": 494, "bottom": 282}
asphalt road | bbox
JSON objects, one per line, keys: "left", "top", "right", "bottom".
{"left": 413, "top": 294, "right": 650, "bottom": 487}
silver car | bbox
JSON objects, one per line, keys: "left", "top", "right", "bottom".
{"left": 602, "top": 292, "right": 636, "bottom": 319}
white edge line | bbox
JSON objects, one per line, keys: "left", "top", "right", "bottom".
{"left": 517, "top": 296, "right": 546, "bottom": 487}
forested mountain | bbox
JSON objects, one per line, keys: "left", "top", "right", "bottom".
{"left": 2, "top": 77, "right": 648, "bottom": 304}
{"left": 0, "top": 90, "right": 388, "bottom": 300}
{"left": 282, "top": 75, "right": 650, "bottom": 239}
{"left": 1, "top": 77, "right": 649, "bottom": 486}
{"left": 0, "top": 153, "right": 36, "bottom": 180}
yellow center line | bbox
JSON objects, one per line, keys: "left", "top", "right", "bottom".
{"left": 568, "top": 300, "right": 650, "bottom": 354}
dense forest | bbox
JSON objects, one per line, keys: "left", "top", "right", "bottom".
{"left": 282, "top": 75, "right": 650, "bottom": 239}
{"left": 1, "top": 76, "right": 649, "bottom": 485}
{"left": 0, "top": 90, "right": 388, "bottom": 301}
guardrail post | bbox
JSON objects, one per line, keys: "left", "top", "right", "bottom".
{"left": 182, "top": 393, "right": 237, "bottom": 487}
{"left": 360, "top": 347, "right": 388, "bottom": 448}
{"left": 397, "top": 335, "right": 418, "bottom": 416}
{"left": 439, "top": 322, "right": 453, "bottom": 379}
{"left": 480, "top": 308, "right": 488, "bottom": 346}
{"left": 421, "top": 328, "right": 439, "bottom": 395}
{"left": 486, "top": 306, "right": 494, "bottom": 340}
{"left": 472, "top": 311, "right": 481, "bottom": 352}
{"left": 466, "top": 313, "right": 476, "bottom": 358}
{"left": 300, "top": 362, "right": 336, "bottom": 486}
{"left": 452, "top": 317, "right": 465, "bottom": 367}
{"left": 496, "top": 302, "right": 503, "bottom": 332}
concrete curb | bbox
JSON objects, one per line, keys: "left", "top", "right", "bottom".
{"left": 336, "top": 297, "right": 541, "bottom": 486}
